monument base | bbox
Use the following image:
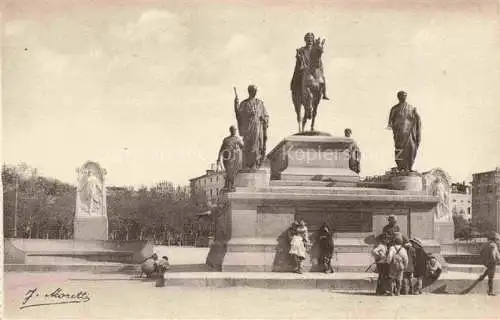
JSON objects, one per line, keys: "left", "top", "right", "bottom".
{"left": 390, "top": 172, "right": 423, "bottom": 192}
{"left": 207, "top": 183, "right": 443, "bottom": 272}
{"left": 434, "top": 220, "right": 455, "bottom": 244}
{"left": 74, "top": 216, "right": 108, "bottom": 240}
{"left": 267, "top": 134, "right": 359, "bottom": 183}
{"left": 234, "top": 168, "right": 270, "bottom": 189}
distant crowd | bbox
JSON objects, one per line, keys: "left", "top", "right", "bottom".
{"left": 285, "top": 215, "right": 500, "bottom": 296}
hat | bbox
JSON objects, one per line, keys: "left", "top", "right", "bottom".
{"left": 304, "top": 32, "right": 315, "bottom": 40}
{"left": 409, "top": 237, "right": 423, "bottom": 248}
{"left": 388, "top": 215, "right": 397, "bottom": 222}
{"left": 376, "top": 233, "right": 387, "bottom": 242}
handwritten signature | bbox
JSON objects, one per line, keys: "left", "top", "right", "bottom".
{"left": 20, "top": 288, "right": 91, "bottom": 310}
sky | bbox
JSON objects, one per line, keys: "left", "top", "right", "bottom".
{"left": 3, "top": 0, "right": 500, "bottom": 187}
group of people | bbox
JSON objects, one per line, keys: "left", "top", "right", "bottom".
{"left": 372, "top": 215, "right": 500, "bottom": 296}
{"left": 287, "top": 220, "right": 335, "bottom": 274}
{"left": 140, "top": 253, "right": 171, "bottom": 287}
{"left": 372, "top": 215, "right": 442, "bottom": 296}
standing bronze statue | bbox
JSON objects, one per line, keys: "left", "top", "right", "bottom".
{"left": 291, "top": 32, "right": 329, "bottom": 133}
{"left": 234, "top": 85, "right": 269, "bottom": 170}
{"left": 345, "top": 128, "right": 361, "bottom": 174}
{"left": 387, "top": 91, "right": 422, "bottom": 172}
{"left": 216, "top": 125, "right": 243, "bottom": 191}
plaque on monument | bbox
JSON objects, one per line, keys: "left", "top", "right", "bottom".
{"left": 74, "top": 161, "right": 108, "bottom": 240}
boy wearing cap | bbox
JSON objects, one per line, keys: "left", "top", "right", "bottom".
{"left": 387, "top": 232, "right": 408, "bottom": 296}
{"left": 479, "top": 233, "right": 500, "bottom": 296}
{"left": 372, "top": 233, "right": 390, "bottom": 295}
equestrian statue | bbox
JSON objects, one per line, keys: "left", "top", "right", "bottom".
{"left": 291, "top": 32, "right": 329, "bottom": 133}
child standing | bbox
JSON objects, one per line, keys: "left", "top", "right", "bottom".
{"left": 155, "top": 255, "right": 171, "bottom": 287}
{"left": 372, "top": 233, "right": 389, "bottom": 295}
{"left": 289, "top": 220, "right": 311, "bottom": 274}
{"left": 402, "top": 239, "right": 416, "bottom": 295}
{"left": 387, "top": 233, "right": 408, "bottom": 296}
{"left": 318, "top": 223, "right": 334, "bottom": 273}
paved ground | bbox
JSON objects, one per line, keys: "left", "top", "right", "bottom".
{"left": 4, "top": 271, "right": 500, "bottom": 319}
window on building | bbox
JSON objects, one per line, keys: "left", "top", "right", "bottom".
{"left": 468, "top": 208, "right": 471, "bottom": 215}
{"left": 210, "top": 189, "right": 213, "bottom": 200}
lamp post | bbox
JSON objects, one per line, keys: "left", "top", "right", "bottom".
{"left": 13, "top": 174, "right": 19, "bottom": 237}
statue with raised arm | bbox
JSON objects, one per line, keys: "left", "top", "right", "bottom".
{"left": 291, "top": 32, "right": 329, "bottom": 133}
{"left": 234, "top": 85, "right": 269, "bottom": 170}
{"left": 217, "top": 125, "right": 243, "bottom": 191}
{"left": 387, "top": 91, "right": 422, "bottom": 172}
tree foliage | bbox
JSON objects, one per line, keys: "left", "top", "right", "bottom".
{"left": 2, "top": 163, "right": 204, "bottom": 243}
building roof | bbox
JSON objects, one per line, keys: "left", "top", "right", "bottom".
{"left": 473, "top": 167, "right": 500, "bottom": 176}
{"left": 189, "top": 170, "right": 225, "bottom": 182}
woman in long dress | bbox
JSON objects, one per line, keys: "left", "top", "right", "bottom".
{"left": 289, "top": 220, "right": 310, "bottom": 273}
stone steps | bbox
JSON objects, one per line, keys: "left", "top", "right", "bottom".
{"left": 4, "top": 263, "right": 211, "bottom": 273}
{"left": 159, "top": 272, "right": 500, "bottom": 294}
{"left": 4, "top": 263, "right": 140, "bottom": 273}
{"left": 443, "top": 253, "right": 482, "bottom": 265}
{"left": 25, "top": 250, "right": 135, "bottom": 264}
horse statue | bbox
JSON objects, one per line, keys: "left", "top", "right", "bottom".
{"left": 291, "top": 37, "right": 326, "bottom": 133}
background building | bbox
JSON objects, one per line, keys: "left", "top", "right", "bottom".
{"left": 451, "top": 182, "right": 472, "bottom": 221}
{"left": 472, "top": 168, "right": 500, "bottom": 235}
{"left": 189, "top": 163, "right": 225, "bottom": 246}
{"left": 189, "top": 163, "right": 225, "bottom": 208}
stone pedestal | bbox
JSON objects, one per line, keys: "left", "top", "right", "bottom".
{"left": 74, "top": 216, "right": 108, "bottom": 241}
{"left": 267, "top": 133, "right": 359, "bottom": 183}
{"left": 434, "top": 220, "right": 455, "bottom": 244}
{"left": 210, "top": 186, "right": 441, "bottom": 272}
{"left": 391, "top": 173, "right": 423, "bottom": 192}
{"left": 235, "top": 169, "right": 270, "bottom": 189}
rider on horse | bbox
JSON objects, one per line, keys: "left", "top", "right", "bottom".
{"left": 291, "top": 32, "right": 329, "bottom": 100}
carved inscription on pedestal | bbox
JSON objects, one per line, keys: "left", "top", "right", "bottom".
{"left": 295, "top": 207, "right": 372, "bottom": 233}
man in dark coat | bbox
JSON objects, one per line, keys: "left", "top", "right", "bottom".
{"left": 318, "top": 223, "right": 334, "bottom": 273}
{"left": 382, "top": 215, "right": 400, "bottom": 245}
{"left": 410, "top": 237, "right": 427, "bottom": 294}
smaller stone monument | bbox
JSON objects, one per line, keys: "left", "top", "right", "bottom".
{"left": 423, "top": 168, "right": 454, "bottom": 243}
{"left": 74, "top": 161, "right": 108, "bottom": 240}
